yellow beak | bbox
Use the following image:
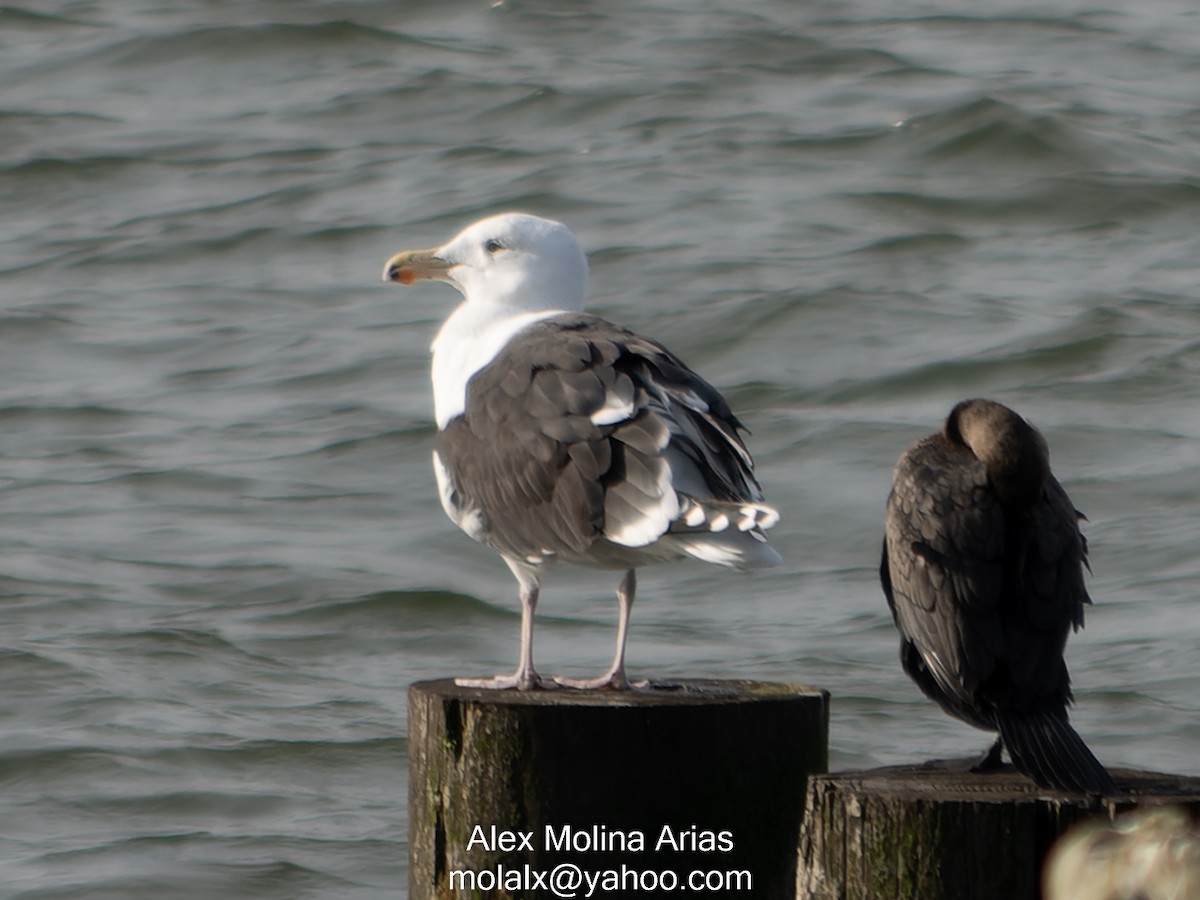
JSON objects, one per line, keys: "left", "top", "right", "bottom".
{"left": 381, "top": 247, "right": 453, "bottom": 285}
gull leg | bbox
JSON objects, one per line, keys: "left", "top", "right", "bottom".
{"left": 555, "top": 569, "right": 649, "bottom": 690}
{"left": 457, "top": 563, "right": 555, "bottom": 690}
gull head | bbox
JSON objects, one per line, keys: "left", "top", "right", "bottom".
{"left": 382, "top": 212, "right": 588, "bottom": 314}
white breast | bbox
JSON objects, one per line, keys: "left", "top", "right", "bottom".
{"left": 430, "top": 306, "right": 561, "bottom": 428}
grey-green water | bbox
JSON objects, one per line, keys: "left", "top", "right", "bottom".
{"left": 2, "top": 1, "right": 1198, "bottom": 896}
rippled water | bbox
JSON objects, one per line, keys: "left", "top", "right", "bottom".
{"left": 2, "top": 1, "right": 1199, "bottom": 896}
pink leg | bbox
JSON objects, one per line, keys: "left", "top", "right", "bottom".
{"left": 456, "top": 564, "right": 555, "bottom": 690}
{"left": 555, "top": 569, "right": 649, "bottom": 691}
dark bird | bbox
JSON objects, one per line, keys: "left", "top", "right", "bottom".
{"left": 880, "top": 398, "right": 1116, "bottom": 794}
{"left": 382, "top": 212, "right": 779, "bottom": 691}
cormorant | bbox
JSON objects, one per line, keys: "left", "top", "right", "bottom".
{"left": 881, "top": 398, "right": 1116, "bottom": 794}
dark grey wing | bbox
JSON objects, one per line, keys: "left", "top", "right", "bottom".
{"left": 996, "top": 479, "right": 1115, "bottom": 794}
{"left": 609, "top": 326, "right": 765, "bottom": 506}
{"left": 1002, "top": 475, "right": 1091, "bottom": 705}
{"left": 882, "top": 434, "right": 1007, "bottom": 723}
{"left": 437, "top": 318, "right": 618, "bottom": 563}
{"left": 437, "top": 314, "right": 764, "bottom": 565}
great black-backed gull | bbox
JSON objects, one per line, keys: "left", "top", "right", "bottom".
{"left": 881, "top": 398, "right": 1116, "bottom": 794}
{"left": 383, "top": 212, "right": 779, "bottom": 690}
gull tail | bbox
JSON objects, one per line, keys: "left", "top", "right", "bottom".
{"left": 997, "top": 709, "right": 1117, "bottom": 796}
{"left": 666, "top": 497, "right": 781, "bottom": 570}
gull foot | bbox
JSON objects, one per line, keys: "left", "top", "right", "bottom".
{"left": 552, "top": 672, "right": 652, "bottom": 691}
{"left": 455, "top": 672, "right": 558, "bottom": 691}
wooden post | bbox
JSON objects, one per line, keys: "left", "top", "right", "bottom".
{"left": 797, "top": 760, "right": 1200, "bottom": 900}
{"left": 409, "top": 678, "right": 829, "bottom": 899}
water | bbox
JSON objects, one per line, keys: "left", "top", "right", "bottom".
{"left": 2, "top": 1, "right": 1198, "bottom": 896}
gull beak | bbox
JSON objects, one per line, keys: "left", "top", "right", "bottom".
{"left": 381, "top": 247, "right": 454, "bottom": 285}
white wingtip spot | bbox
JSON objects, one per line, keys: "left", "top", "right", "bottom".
{"left": 590, "top": 395, "right": 636, "bottom": 426}
{"left": 750, "top": 504, "right": 780, "bottom": 530}
{"left": 675, "top": 497, "right": 779, "bottom": 535}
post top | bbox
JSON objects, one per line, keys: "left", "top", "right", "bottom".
{"left": 811, "top": 760, "right": 1200, "bottom": 805}
{"left": 409, "top": 677, "right": 828, "bottom": 709}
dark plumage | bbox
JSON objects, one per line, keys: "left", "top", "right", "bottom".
{"left": 880, "top": 398, "right": 1116, "bottom": 795}
{"left": 438, "top": 313, "right": 769, "bottom": 569}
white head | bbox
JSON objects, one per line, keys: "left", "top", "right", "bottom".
{"left": 382, "top": 212, "right": 588, "bottom": 314}
{"left": 383, "top": 213, "right": 590, "bottom": 426}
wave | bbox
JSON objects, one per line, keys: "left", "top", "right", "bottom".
{"left": 898, "top": 95, "right": 1104, "bottom": 167}
{"left": 0, "top": 403, "right": 135, "bottom": 424}
{"left": 64, "top": 20, "right": 430, "bottom": 72}
{"left": 848, "top": 173, "right": 1200, "bottom": 228}
{"left": 248, "top": 589, "right": 509, "bottom": 628}
{"left": 14, "top": 832, "right": 390, "bottom": 900}
{"left": 810, "top": 304, "right": 1137, "bottom": 404}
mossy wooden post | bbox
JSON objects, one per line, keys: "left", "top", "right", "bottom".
{"left": 409, "top": 678, "right": 829, "bottom": 899}
{"left": 797, "top": 761, "right": 1200, "bottom": 900}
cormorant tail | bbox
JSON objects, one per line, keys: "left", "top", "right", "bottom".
{"left": 996, "top": 709, "right": 1118, "bottom": 796}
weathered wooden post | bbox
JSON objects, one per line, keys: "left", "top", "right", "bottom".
{"left": 797, "top": 761, "right": 1200, "bottom": 900}
{"left": 409, "top": 679, "right": 829, "bottom": 899}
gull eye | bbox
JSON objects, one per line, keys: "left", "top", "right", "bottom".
{"left": 484, "top": 238, "right": 504, "bottom": 254}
